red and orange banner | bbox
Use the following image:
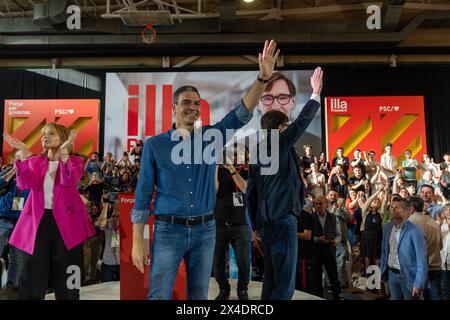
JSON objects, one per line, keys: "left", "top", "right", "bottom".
{"left": 3, "top": 99, "right": 100, "bottom": 161}
{"left": 325, "top": 96, "right": 427, "bottom": 165}
{"left": 119, "top": 193, "right": 186, "bottom": 300}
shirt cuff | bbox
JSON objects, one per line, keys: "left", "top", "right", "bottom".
{"left": 310, "top": 93, "right": 321, "bottom": 104}
{"left": 131, "top": 208, "right": 151, "bottom": 224}
{"left": 234, "top": 99, "right": 253, "bottom": 124}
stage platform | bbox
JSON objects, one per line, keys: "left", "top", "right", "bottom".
{"left": 45, "top": 281, "right": 120, "bottom": 300}
{"left": 45, "top": 279, "right": 322, "bottom": 300}
{"left": 208, "top": 279, "right": 323, "bottom": 300}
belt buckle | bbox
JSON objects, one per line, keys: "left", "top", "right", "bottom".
{"left": 186, "top": 217, "right": 196, "bottom": 227}
{"left": 225, "top": 222, "right": 232, "bottom": 227}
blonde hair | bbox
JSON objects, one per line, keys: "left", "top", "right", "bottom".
{"left": 41, "top": 123, "right": 73, "bottom": 155}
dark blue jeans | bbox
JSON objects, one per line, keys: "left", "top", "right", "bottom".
{"left": 423, "top": 270, "right": 442, "bottom": 300}
{"left": 148, "top": 218, "right": 216, "bottom": 300}
{"left": 0, "top": 218, "right": 22, "bottom": 289}
{"left": 261, "top": 215, "right": 298, "bottom": 300}
{"left": 442, "top": 270, "right": 450, "bottom": 300}
{"left": 388, "top": 270, "right": 416, "bottom": 300}
{"left": 101, "top": 263, "right": 120, "bottom": 282}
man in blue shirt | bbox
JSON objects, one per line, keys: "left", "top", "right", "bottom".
{"left": 131, "top": 40, "right": 280, "bottom": 300}
{"left": 247, "top": 67, "right": 323, "bottom": 299}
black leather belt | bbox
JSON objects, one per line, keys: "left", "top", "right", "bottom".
{"left": 155, "top": 213, "right": 214, "bottom": 227}
{"left": 389, "top": 268, "right": 400, "bottom": 274}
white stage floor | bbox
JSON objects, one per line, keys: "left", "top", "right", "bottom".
{"left": 45, "top": 279, "right": 323, "bottom": 300}
{"left": 45, "top": 281, "right": 120, "bottom": 300}
{"left": 208, "top": 279, "right": 323, "bottom": 300}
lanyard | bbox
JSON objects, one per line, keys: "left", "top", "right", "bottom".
{"left": 111, "top": 214, "right": 119, "bottom": 232}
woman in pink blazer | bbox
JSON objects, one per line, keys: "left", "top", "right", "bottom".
{"left": 4, "top": 123, "right": 96, "bottom": 300}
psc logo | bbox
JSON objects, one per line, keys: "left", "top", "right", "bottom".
{"left": 379, "top": 106, "right": 400, "bottom": 112}
{"left": 55, "top": 109, "right": 75, "bottom": 115}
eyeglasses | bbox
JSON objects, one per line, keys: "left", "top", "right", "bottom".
{"left": 260, "top": 94, "right": 292, "bottom": 106}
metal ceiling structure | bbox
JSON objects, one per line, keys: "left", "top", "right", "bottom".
{"left": 0, "top": 0, "right": 449, "bottom": 67}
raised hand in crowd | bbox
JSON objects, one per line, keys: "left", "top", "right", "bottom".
{"left": 3, "top": 133, "right": 32, "bottom": 160}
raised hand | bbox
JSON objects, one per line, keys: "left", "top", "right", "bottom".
{"left": 3, "top": 133, "right": 31, "bottom": 159}
{"left": 4, "top": 133, "right": 27, "bottom": 151}
{"left": 60, "top": 130, "right": 77, "bottom": 153}
{"left": 310, "top": 67, "right": 323, "bottom": 95}
{"left": 258, "top": 39, "right": 280, "bottom": 80}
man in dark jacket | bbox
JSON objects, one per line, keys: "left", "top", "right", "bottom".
{"left": 247, "top": 67, "right": 322, "bottom": 300}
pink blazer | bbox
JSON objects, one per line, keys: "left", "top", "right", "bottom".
{"left": 9, "top": 155, "right": 96, "bottom": 255}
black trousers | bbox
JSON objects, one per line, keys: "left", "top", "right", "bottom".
{"left": 18, "top": 210, "right": 83, "bottom": 300}
{"left": 296, "top": 256, "right": 317, "bottom": 295}
{"left": 212, "top": 223, "right": 250, "bottom": 292}
{"left": 314, "top": 255, "right": 341, "bottom": 300}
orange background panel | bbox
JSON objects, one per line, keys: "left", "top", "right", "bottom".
{"left": 3, "top": 99, "right": 100, "bottom": 161}
{"left": 325, "top": 96, "right": 427, "bottom": 166}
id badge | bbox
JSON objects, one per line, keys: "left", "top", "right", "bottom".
{"left": 12, "top": 197, "right": 24, "bottom": 211}
{"left": 111, "top": 232, "right": 120, "bottom": 248}
{"left": 232, "top": 192, "right": 244, "bottom": 207}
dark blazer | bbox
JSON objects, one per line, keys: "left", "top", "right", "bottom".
{"left": 247, "top": 99, "right": 320, "bottom": 231}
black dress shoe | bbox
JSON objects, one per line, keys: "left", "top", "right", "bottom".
{"left": 215, "top": 289, "right": 230, "bottom": 300}
{"left": 237, "top": 290, "right": 249, "bottom": 300}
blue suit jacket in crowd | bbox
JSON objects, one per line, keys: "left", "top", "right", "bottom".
{"left": 247, "top": 98, "right": 320, "bottom": 231}
{"left": 381, "top": 219, "right": 429, "bottom": 291}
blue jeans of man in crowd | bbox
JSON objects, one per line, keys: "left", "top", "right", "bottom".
{"left": 423, "top": 270, "right": 442, "bottom": 300}
{"left": 388, "top": 270, "right": 418, "bottom": 300}
{"left": 0, "top": 218, "right": 22, "bottom": 289}
{"left": 148, "top": 218, "right": 216, "bottom": 300}
{"left": 442, "top": 270, "right": 450, "bottom": 300}
{"left": 261, "top": 214, "right": 298, "bottom": 300}
{"left": 335, "top": 242, "right": 348, "bottom": 289}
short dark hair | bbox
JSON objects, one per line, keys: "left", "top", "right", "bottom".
{"left": 173, "top": 85, "right": 201, "bottom": 105}
{"left": 405, "top": 149, "right": 412, "bottom": 154}
{"left": 368, "top": 150, "right": 375, "bottom": 156}
{"left": 265, "top": 72, "right": 296, "bottom": 97}
{"left": 420, "top": 184, "right": 435, "bottom": 193}
{"left": 353, "top": 164, "right": 362, "bottom": 171}
{"left": 337, "top": 147, "right": 344, "bottom": 151}
{"left": 260, "top": 110, "right": 289, "bottom": 130}
{"left": 444, "top": 152, "right": 450, "bottom": 157}
{"left": 328, "top": 189, "right": 339, "bottom": 195}
{"left": 391, "top": 196, "right": 410, "bottom": 211}
{"left": 355, "top": 148, "right": 361, "bottom": 153}
{"left": 385, "top": 143, "right": 393, "bottom": 148}
{"left": 407, "top": 196, "right": 424, "bottom": 213}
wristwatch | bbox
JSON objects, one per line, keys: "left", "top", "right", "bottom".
{"left": 257, "top": 75, "right": 269, "bottom": 83}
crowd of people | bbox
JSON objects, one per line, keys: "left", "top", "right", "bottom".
{"left": 291, "top": 143, "right": 450, "bottom": 300}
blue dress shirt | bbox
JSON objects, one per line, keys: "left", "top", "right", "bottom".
{"left": 131, "top": 100, "right": 252, "bottom": 224}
